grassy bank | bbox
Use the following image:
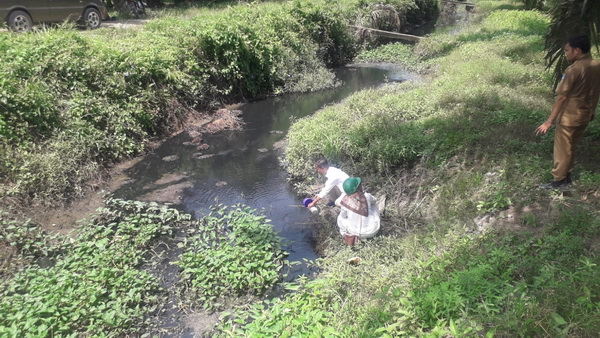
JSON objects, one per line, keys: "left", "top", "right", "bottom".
{"left": 224, "top": 0, "right": 600, "bottom": 336}
{"left": 0, "top": 0, "right": 437, "bottom": 208}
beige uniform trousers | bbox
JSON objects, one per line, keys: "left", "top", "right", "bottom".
{"left": 552, "top": 124, "right": 587, "bottom": 181}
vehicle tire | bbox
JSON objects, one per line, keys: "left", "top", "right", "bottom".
{"left": 7, "top": 10, "right": 33, "bottom": 33}
{"left": 83, "top": 7, "right": 102, "bottom": 29}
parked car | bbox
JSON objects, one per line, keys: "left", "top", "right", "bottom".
{"left": 0, "top": 0, "right": 109, "bottom": 33}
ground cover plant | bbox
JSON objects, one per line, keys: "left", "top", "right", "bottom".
{"left": 0, "top": 200, "right": 290, "bottom": 335}
{"left": 224, "top": 0, "right": 600, "bottom": 335}
{"left": 0, "top": 198, "right": 187, "bottom": 336}
{"left": 176, "top": 204, "right": 288, "bottom": 310}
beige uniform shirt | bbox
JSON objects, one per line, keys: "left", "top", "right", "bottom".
{"left": 556, "top": 55, "right": 600, "bottom": 127}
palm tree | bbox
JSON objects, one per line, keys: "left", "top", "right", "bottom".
{"left": 545, "top": 0, "right": 600, "bottom": 89}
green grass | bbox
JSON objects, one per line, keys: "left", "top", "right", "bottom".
{"left": 218, "top": 208, "right": 600, "bottom": 336}
{"left": 247, "top": 2, "right": 600, "bottom": 336}
{"left": 286, "top": 8, "right": 552, "bottom": 176}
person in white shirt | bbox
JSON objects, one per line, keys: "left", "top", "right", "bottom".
{"left": 307, "top": 159, "right": 349, "bottom": 209}
{"left": 336, "top": 177, "right": 380, "bottom": 241}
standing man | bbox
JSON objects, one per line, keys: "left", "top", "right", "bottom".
{"left": 307, "top": 159, "right": 349, "bottom": 208}
{"left": 535, "top": 35, "right": 600, "bottom": 189}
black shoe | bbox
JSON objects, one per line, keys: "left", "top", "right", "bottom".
{"left": 326, "top": 201, "right": 335, "bottom": 207}
{"left": 540, "top": 177, "right": 570, "bottom": 189}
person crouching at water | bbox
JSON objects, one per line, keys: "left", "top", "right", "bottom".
{"left": 336, "top": 177, "right": 380, "bottom": 240}
{"left": 307, "top": 159, "right": 349, "bottom": 208}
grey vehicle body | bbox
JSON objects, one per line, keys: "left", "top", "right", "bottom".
{"left": 0, "top": 0, "right": 109, "bottom": 32}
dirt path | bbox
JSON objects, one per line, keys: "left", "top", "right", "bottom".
{"left": 101, "top": 18, "right": 149, "bottom": 29}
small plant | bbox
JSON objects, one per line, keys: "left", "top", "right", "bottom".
{"left": 0, "top": 211, "right": 63, "bottom": 259}
{"left": 521, "top": 212, "right": 538, "bottom": 227}
{"left": 477, "top": 189, "right": 512, "bottom": 213}
{"left": 216, "top": 277, "right": 338, "bottom": 337}
{"left": 176, "top": 204, "right": 287, "bottom": 310}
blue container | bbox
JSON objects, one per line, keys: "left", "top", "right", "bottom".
{"left": 303, "top": 198, "right": 313, "bottom": 207}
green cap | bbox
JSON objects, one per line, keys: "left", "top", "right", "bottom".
{"left": 343, "top": 177, "right": 361, "bottom": 195}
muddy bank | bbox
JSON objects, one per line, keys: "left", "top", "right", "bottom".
{"left": 0, "top": 107, "right": 244, "bottom": 276}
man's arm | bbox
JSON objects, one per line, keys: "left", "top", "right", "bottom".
{"left": 535, "top": 95, "right": 567, "bottom": 135}
{"left": 307, "top": 178, "right": 335, "bottom": 208}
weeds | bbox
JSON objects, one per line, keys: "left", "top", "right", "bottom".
{"left": 0, "top": 211, "right": 63, "bottom": 260}
{"left": 0, "top": 198, "right": 187, "bottom": 336}
{"left": 176, "top": 204, "right": 287, "bottom": 310}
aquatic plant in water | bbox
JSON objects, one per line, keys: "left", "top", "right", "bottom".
{"left": 176, "top": 204, "right": 287, "bottom": 310}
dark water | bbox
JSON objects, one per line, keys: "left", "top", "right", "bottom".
{"left": 113, "top": 64, "right": 414, "bottom": 335}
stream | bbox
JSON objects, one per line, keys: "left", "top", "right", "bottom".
{"left": 113, "top": 64, "right": 416, "bottom": 335}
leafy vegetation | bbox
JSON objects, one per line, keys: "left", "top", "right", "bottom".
{"left": 176, "top": 204, "right": 287, "bottom": 310}
{"left": 0, "top": 211, "right": 62, "bottom": 262}
{"left": 0, "top": 199, "right": 290, "bottom": 335}
{"left": 544, "top": 0, "right": 600, "bottom": 88}
{"left": 355, "top": 42, "right": 419, "bottom": 70}
{"left": 0, "top": 0, "right": 437, "bottom": 208}
{"left": 0, "top": 198, "right": 187, "bottom": 336}
{"left": 234, "top": 1, "right": 600, "bottom": 336}
{"left": 6, "top": 0, "right": 600, "bottom": 336}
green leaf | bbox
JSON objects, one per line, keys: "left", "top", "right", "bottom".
{"left": 551, "top": 312, "right": 567, "bottom": 326}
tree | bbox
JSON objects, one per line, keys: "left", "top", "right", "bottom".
{"left": 545, "top": 0, "right": 600, "bottom": 89}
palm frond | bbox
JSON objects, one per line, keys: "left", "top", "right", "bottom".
{"left": 545, "top": 0, "right": 600, "bottom": 89}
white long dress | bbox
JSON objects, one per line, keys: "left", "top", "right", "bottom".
{"left": 336, "top": 192, "right": 380, "bottom": 239}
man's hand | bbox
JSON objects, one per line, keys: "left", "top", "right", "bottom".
{"left": 535, "top": 121, "right": 552, "bottom": 135}
{"left": 307, "top": 196, "right": 319, "bottom": 208}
